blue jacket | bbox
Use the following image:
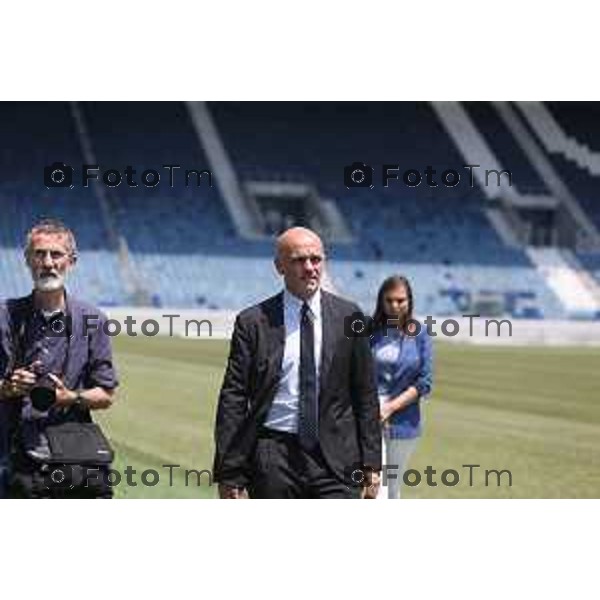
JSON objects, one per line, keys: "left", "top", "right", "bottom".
{"left": 369, "top": 322, "right": 433, "bottom": 439}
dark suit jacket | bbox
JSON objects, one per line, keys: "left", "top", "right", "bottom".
{"left": 213, "top": 290, "right": 382, "bottom": 488}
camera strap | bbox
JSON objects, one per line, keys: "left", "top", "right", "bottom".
{"left": 6, "top": 296, "right": 31, "bottom": 375}
{"left": 7, "top": 293, "right": 72, "bottom": 381}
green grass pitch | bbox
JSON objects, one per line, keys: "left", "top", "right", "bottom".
{"left": 94, "top": 336, "right": 600, "bottom": 498}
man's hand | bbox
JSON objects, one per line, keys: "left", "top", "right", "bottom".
{"left": 47, "top": 373, "right": 77, "bottom": 406}
{"left": 218, "top": 483, "right": 248, "bottom": 499}
{"left": 362, "top": 471, "right": 381, "bottom": 499}
{"left": 0, "top": 361, "right": 42, "bottom": 399}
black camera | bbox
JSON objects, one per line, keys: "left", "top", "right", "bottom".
{"left": 29, "top": 361, "right": 56, "bottom": 412}
{"left": 30, "top": 385, "right": 56, "bottom": 412}
{"left": 344, "top": 162, "right": 373, "bottom": 188}
{"left": 44, "top": 162, "right": 74, "bottom": 188}
{"left": 344, "top": 311, "right": 374, "bottom": 338}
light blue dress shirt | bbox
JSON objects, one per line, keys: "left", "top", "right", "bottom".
{"left": 263, "top": 288, "right": 322, "bottom": 433}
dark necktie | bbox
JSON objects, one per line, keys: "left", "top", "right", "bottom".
{"left": 298, "top": 302, "right": 319, "bottom": 450}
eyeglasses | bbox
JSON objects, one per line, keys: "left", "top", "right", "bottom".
{"left": 31, "top": 249, "right": 70, "bottom": 262}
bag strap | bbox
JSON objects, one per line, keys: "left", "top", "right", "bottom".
{"left": 5, "top": 296, "right": 32, "bottom": 375}
{"left": 6, "top": 295, "right": 91, "bottom": 423}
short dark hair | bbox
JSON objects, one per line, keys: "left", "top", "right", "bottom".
{"left": 24, "top": 218, "right": 77, "bottom": 259}
{"left": 372, "top": 275, "right": 414, "bottom": 333}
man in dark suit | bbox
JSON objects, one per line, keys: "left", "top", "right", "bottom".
{"left": 213, "top": 227, "right": 381, "bottom": 498}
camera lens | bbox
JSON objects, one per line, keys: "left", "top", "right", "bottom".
{"left": 30, "top": 386, "right": 56, "bottom": 412}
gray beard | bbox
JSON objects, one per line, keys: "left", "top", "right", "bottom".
{"left": 34, "top": 274, "right": 65, "bottom": 292}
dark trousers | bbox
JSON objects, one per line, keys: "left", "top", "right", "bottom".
{"left": 249, "top": 430, "right": 360, "bottom": 499}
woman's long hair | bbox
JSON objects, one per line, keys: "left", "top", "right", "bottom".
{"left": 372, "top": 275, "right": 414, "bottom": 334}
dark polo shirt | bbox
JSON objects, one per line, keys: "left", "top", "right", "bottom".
{"left": 0, "top": 292, "right": 118, "bottom": 495}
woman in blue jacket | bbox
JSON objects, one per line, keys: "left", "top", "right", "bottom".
{"left": 370, "top": 275, "right": 433, "bottom": 499}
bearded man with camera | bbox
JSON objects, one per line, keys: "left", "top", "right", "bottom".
{"left": 0, "top": 219, "right": 118, "bottom": 498}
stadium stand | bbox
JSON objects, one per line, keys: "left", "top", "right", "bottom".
{"left": 518, "top": 102, "right": 600, "bottom": 282}
{"left": 578, "top": 253, "right": 600, "bottom": 287}
{"left": 1, "top": 101, "right": 598, "bottom": 318}
{"left": 210, "top": 101, "right": 567, "bottom": 317}
{"left": 544, "top": 101, "right": 600, "bottom": 171}
{"left": 464, "top": 102, "right": 550, "bottom": 194}
{"left": 516, "top": 101, "right": 600, "bottom": 230}
{"left": 80, "top": 102, "right": 276, "bottom": 307}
